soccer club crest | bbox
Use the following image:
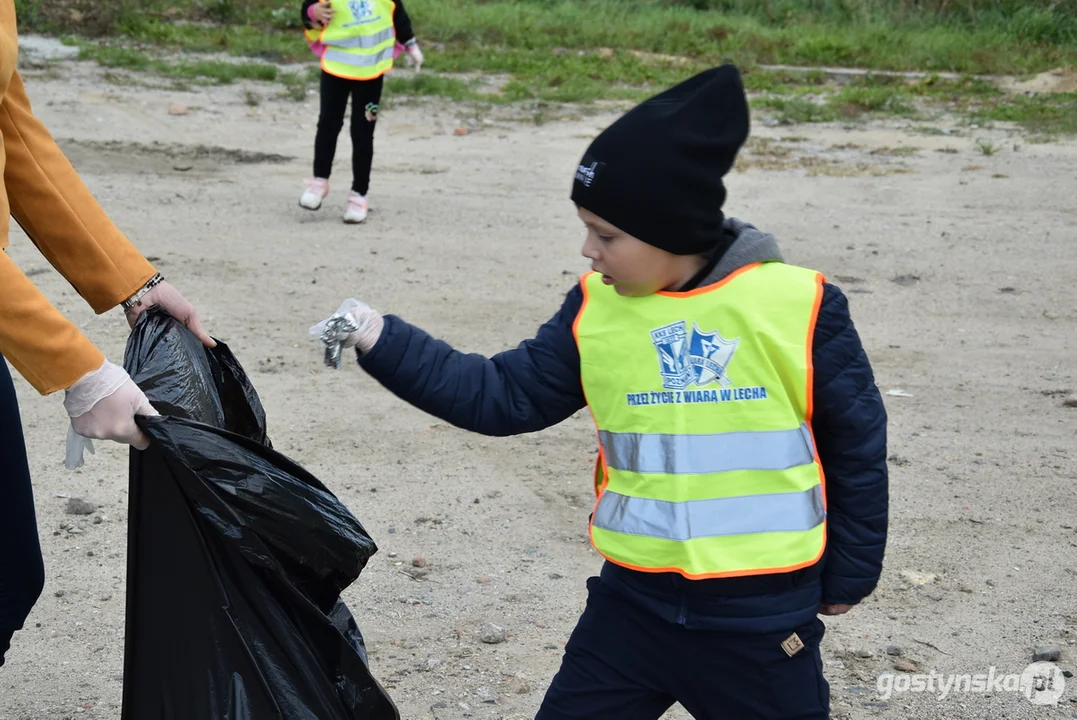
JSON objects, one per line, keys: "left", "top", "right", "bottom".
{"left": 348, "top": 0, "right": 374, "bottom": 19}
{"left": 651, "top": 321, "right": 739, "bottom": 390}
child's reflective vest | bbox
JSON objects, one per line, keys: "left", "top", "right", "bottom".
{"left": 304, "top": 0, "right": 396, "bottom": 80}
{"left": 573, "top": 261, "right": 828, "bottom": 580}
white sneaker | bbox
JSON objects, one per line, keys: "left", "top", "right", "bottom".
{"left": 299, "top": 178, "right": 329, "bottom": 210}
{"left": 343, "top": 193, "right": 368, "bottom": 224}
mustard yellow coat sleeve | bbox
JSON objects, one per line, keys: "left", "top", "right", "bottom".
{"left": 0, "top": 3, "right": 157, "bottom": 394}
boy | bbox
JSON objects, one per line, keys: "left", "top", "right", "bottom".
{"left": 312, "top": 65, "right": 888, "bottom": 719}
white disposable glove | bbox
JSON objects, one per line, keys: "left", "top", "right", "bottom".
{"left": 309, "top": 298, "right": 385, "bottom": 369}
{"left": 64, "top": 359, "right": 158, "bottom": 470}
{"left": 404, "top": 40, "right": 423, "bottom": 72}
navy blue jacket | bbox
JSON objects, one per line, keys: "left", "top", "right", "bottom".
{"left": 358, "top": 275, "right": 888, "bottom": 632}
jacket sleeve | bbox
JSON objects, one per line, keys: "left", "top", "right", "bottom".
{"left": 391, "top": 0, "right": 415, "bottom": 44}
{"left": 0, "top": 69, "right": 156, "bottom": 394}
{"left": 358, "top": 286, "right": 586, "bottom": 436}
{"left": 811, "top": 283, "right": 889, "bottom": 605}
{"left": 301, "top": 0, "right": 317, "bottom": 29}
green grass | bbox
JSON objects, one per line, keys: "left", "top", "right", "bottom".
{"left": 18, "top": 0, "right": 1077, "bottom": 134}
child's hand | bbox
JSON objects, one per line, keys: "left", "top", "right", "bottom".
{"left": 310, "top": 298, "right": 385, "bottom": 368}
{"left": 818, "top": 603, "right": 853, "bottom": 616}
{"left": 311, "top": 2, "right": 335, "bottom": 27}
{"left": 404, "top": 39, "right": 423, "bottom": 72}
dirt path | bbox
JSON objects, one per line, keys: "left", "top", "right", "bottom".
{"left": 2, "top": 41, "right": 1076, "bottom": 720}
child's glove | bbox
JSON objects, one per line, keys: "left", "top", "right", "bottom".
{"left": 64, "top": 359, "right": 158, "bottom": 470}
{"left": 404, "top": 38, "right": 423, "bottom": 72}
{"left": 310, "top": 298, "right": 385, "bottom": 368}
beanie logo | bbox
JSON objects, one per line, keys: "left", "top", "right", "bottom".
{"left": 575, "top": 157, "right": 605, "bottom": 188}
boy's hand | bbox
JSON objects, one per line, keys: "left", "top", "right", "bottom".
{"left": 310, "top": 298, "right": 385, "bottom": 368}
{"left": 818, "top": 603, "right": 853, "bottom": 616}
{"left": 311, "top": 2, "right": 335, "bottom": 27}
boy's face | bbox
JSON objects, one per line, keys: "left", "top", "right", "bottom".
{"left": 578, "top": 207, "right": 696, "bottom": 297}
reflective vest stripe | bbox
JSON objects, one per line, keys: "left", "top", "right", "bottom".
{"left": 599, "top": 423, "right": 815, "bottom": 475}
{"left": 324, "top": 45, "right": 395, "bottom": 68}
{"left": 592, "top": 485, "right": 825, "bottom": 541}
{"left": 322, "top": 26, "right": 396, "bottom": 49}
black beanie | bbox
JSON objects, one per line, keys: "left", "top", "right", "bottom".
{"left": 571, "top": 64, "right": 750, "bottom": 256}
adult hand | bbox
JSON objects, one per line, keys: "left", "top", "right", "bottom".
{"left": 64, "top": 360, "right": 158, "bottom": 470}
{"left": 125, "top": 280, "right": 216, "bottom": 348}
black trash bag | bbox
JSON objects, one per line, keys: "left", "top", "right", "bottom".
{"left": 119, "top": 309, "right": 398, "bottom": 720}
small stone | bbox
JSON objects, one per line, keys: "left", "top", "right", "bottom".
{"left": 888, "top": 455, "right": 910, "bottom": 467}
{"left": 86, "top": 551, "right": 94, "bottom": 557}
{"left": 856, "top": 649, "right": 874, "bottom": 658}
{"left": 454, "top": 127, "right": 469, "bottom": 136}
{"left": 478, "top": 622, "right": 507, "bottom": 644}
{"left": 474, "top": 687, "right": 492, "bottom": 700}
{"left": 1063, "top": 669, "right": 1073, "bottom": 678}
{"left": 886, "top": 645, "right": 902, "bottom": 656}
{"left": 412, "top": 557, "right": 427, "bottom": 568}
{"left": 548, "top": 573, "right": 564, "bottom": 580}
{"left": 900, "top": 570, "right": 937, "bottom": 586}
{"left": 168, "top": 102, "right": 188, "bottom": 116}
{"left": 508, "top": 674, "right": 532, "bottom": 695}
{"left": 112, "top": 673, "right": 123, "bottom": 682}
{"left": 54, "top": 590, "right": 65, "bottom": 598}
{"left": 92, "top": 516, "right": 103, "bottom": 525}
{"left": 1064, "top": 395, "right": 1077, "bottom": 408}
{"left": 387, "top": 552, "right": 398, "bottom": 558}
{"left": 65, "top": 498, "right": 96, "bottom": 516}
{"left": 1034, "top": 645, "right": 1062, "bottom": 662}
{"left": 387, "top": 527, "right": 396, "bottom": 534}
{"left": 423, "top": 657, "right": 442, "bottom": 671}
{"left": 477, "top": 576, "right": 490, "bottom": 584}
{"left": 893, "top": 658, "right": 918, "bottom": 673}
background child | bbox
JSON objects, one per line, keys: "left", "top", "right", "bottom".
{"left": 312, "top": 65, "right": 888, "bottom": 719}
{"left": 299, "top": 0, "right": 423, "bottom": 223}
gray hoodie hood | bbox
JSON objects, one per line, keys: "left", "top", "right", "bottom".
{"left": 700, "top": 217, "right": 784, "bottom": 287}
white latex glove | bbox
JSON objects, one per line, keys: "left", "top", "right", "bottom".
{"left": 309, "top": 298, "right": 385, "bottom": 369}
{"left": 64, "top": 359, "right": 158, "bottom": 470}
{"left": 125, "top": 280, "right": 216, "bottom": 348}
{"left": 405, "top": 41, "right": 423, "bottom": 72}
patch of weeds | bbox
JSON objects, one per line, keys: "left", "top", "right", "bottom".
{"left": 754, "top": 96, "right": 842, "bottom": 124}
{"left": 936, "top": 147, "right": 960, "bottom": 153}
{"left": 870, "top": 146, "right": 921, "bottom": 156}
{"left": 974, "top": 93, "right": 1077, "bottom": 136}
{"left": 975, "top": 139, "right": 999, "bottom": 155}
{"left": 244, "top": 89, "right": 260, "bottom": 106}
{"left": 80, "top": 44, "right": 152, "bottom": 70}
{"left": 279, "top": 72, "right": 310, "bottom": 101}
{"left": 386, "top": 74, "right": 477, "bottom": 101}
{"left": 831, "top": 86, "right": 917, "bottom": 118}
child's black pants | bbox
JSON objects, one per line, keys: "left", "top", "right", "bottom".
{"left": 313, "top": 71, "right": 384, "bottom": 196}
{"left": 535, "top": 576, "right": 831, "bottom": 719}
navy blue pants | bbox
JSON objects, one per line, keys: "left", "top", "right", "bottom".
{"left": 536, "top": 577, "right": 830, "bottom": 720}
{"left": 0, "top": 357, "right": 46, "bottom": 667}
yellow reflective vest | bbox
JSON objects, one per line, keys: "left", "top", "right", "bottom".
{"left": 305, "top": 0, "right": 397, "bottom": 81}
{"left": 573, "top": 261, "right": 828, "bottom": 579}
